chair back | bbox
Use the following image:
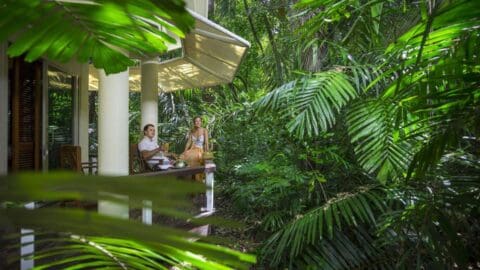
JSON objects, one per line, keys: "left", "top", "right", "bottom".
{"left": 130, "top": 144, "right": 152, "bottom": 174}
{"left": 59, "top": 145, "right": 97, "bottom": 174}
{"left": 60, "top": 145, "right": 82, "bottom": 172}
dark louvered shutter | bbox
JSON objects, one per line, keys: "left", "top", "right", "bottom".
{"left": 11, "top": 57, "right": 42, "bottom": 171}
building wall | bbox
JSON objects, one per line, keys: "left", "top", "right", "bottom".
{"left": 185, "top": 0, "right": 208, "bottom": 17}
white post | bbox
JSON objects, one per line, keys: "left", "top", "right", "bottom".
{"left": 97, "top": 193, "right": 129, "bottom": 220}
{"left": 0, "top": 43, "right": 8, "bottom": 175}
{"left": 20, "top": 202, "right": 35, "bottom": 270}
{"left": 97, "top": 69, "right": 130, "bottom": 219}
{"left": 140, "top": 60, "right": 158, "bottom": 222}
{"left": 20, "top": 229, "right": 34, "bottom": 270}
{"left": 142, "top": 200, "right": 152, "bottom": 225}
{"left": 205, "top": 168, "right": 215, "bottom": 212}
{"left": 141, "top": 60, "right": 158, "bottom": 139}
{"left": 97, "top": 69, "right": 129, "bottom": 176}
{"left": 78, "top": 64, "right": 90, "bottom": 163}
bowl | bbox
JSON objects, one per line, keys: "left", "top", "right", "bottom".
{"left": 175, "top": 161, "right": 186, "bottom": 168}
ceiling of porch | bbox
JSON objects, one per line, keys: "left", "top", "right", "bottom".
{"left": 89, "top": 9, "right": 250, "bottom": 93}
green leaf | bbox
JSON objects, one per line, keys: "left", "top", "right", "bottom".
{"left": 256, "top": 71, "right": 357, "bottom": 139}
{"left": 0, "top": 0, "right": 194, "bottom": 74}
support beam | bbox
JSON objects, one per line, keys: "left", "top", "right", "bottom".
{"left": 141, "top": 60, "right": 158, "bottom": 138}
{"left": 78, "top": 64, "right": 90, "bottom": 163}
{"left": 98, "top": 69, "right": 129, "bottom": 176}
{"left": 191, "top": 29, "right": 245, "bottom": 46}
{"left": 0, "top": 43, "right": 7, "bottom": 175}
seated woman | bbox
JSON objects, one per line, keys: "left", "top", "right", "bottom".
{"left": 181, "top": 116, "right": 209, "bottom": 171}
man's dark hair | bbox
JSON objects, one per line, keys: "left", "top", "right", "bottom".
{"left": 143, "top": 124, "right": 154, "bottom": 133}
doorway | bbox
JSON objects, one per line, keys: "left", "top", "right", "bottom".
{"left": 46, "top": 66, "right": 76, "bottom": 170}
{"left": 8, "top": 57, "right": 77, "bottom": 172}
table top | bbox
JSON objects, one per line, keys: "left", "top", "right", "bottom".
{"left": 136, "top": 165, "right": 215, "bottom": 177}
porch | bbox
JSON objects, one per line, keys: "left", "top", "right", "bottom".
{"left": 0, "top": 0, "right": 249, "bottom": 176}
{"left": 0, "top": 1, "right": 253, "bottom": 269}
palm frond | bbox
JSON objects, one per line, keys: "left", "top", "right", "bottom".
{"left": 0, "top": 0, "right": 194, "bottom": 74}
{"left": 377, "top": 180, "right": 479, "bottom": 269}
{"left": 293, "top": 227, "right": 393, "bottom": 270}
{"left": 0, "top": 173, "right": 256, "bottom": 269}
{"left": 256, "top": 71, "right": 357, "bottom": 139}
{"left": 17, "top": 234, "right": 171, "bottom": 270}
{"left": 262, "top": 186, "right": 386, "bottom": 266}
{"left": 347, "top": 100, "right": 412, "bottom": 182}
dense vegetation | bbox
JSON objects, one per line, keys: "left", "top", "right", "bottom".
{"left": 147, "top": 0, "right": 480, "bottom": 268}
{"left": 1, "top": 0, "right": 478, "bottom": 269}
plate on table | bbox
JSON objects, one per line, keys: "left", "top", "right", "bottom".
{"left": 159, "top": 164, "right": 171, "bottom": 170}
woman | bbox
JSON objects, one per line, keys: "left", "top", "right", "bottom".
{"left": 181, "top": 116, "right": 209, "bottom": 169}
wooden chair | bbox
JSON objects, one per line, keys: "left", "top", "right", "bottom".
{"left": 59, "top": 145, "right": 97, "bottom": 174}
{"left": 129, "top": 143, "right": 151, "bottom": 174}
{"left": 129, "top": 143, "right": 178, "bottom": 175}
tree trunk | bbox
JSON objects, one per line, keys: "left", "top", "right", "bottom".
{"left": 208, "top": 0, "right": 214, "bottom": 17}
{"left": 263, "top": 14, "right": 284, "bottom": 84}
{"left": 243, "top": 0, "right": 264, "bottom": 53}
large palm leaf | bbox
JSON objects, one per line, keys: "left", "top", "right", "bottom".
{"left": 7, "top": 231, "right": 252, "bottom": 270}
{"left": 375, "top": 0, "right": 480, "bottom": 177}
{"left": 29, "top": 235, "right": 177, "bottom": 269}
{"left": 262, "top": 186, "right": 386, "bottom": 266}
{"left": 377, "top": 173, "right": 480, "bottom": 269}
{"left": 255, "top": 70, "right": 357, "bottom": 139}
{"left": 346, "top": 100, "right": 413, "bottom": 182}
{"left": 0, "top": 0, "right": 194, "bottom": 74}
{"left": 0, "top": 172, "right": 256, "bottom": 269}
{"left": 293, "top": 227, "right": 392, "bottom": 270}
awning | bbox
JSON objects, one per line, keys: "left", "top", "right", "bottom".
{"left": 89, "top": 10, "right": 250, "bottom": 92}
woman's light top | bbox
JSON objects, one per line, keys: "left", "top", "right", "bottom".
{"left": 191, "top": 134, "right": 204, "bottom": 148}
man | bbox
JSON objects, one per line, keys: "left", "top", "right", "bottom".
{"left": 138, "top": 124, "right": 168, "bottom": 169}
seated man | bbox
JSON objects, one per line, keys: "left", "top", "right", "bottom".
{"left": 138, "top": 124, "right": 169, "bottom": 170}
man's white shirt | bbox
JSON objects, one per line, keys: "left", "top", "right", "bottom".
{"left": 138, "top": 136, "right": 164, "bottom": 168}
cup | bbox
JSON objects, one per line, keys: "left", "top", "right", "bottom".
{"left": 162, "top": 142, "right": 170, "bottom": 153}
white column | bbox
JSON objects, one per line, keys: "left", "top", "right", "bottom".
{"left": 97, "top": 69, "right": 129, "bottom": 176}
{"left": 141, "top": 60, "right": 158, "bottom": 140}
{"left": 0, "top": 43, "right": 7, "bottom": 175}
{"left": 98, "top": 192, "right": 129, "bottom": 219}
{"left": 20, "top": 202, "right": 35, "bottom": 270}
{"left": 78, "top": 64, "right": 90, "bottom": 163}
{"left": 205, "top": 167, "right": 215, "bottom": 212}
{"left": 140, "top": 61, "right": 157, "bottom": 223}
{"left": 142, "top": 200, "right": 152, "bottom": 225}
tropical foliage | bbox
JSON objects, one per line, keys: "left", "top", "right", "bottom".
{"left": 2, "top": 0, "right": 479, "bottom": 269}
{"left": 154, "top": 0, "right": 479, "bottom": 269}
{"left": 0, "top": 0, "right": 194, "bottom": 74}
{"left": 0, "top": 172, "right": 256, "bottom": 269}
